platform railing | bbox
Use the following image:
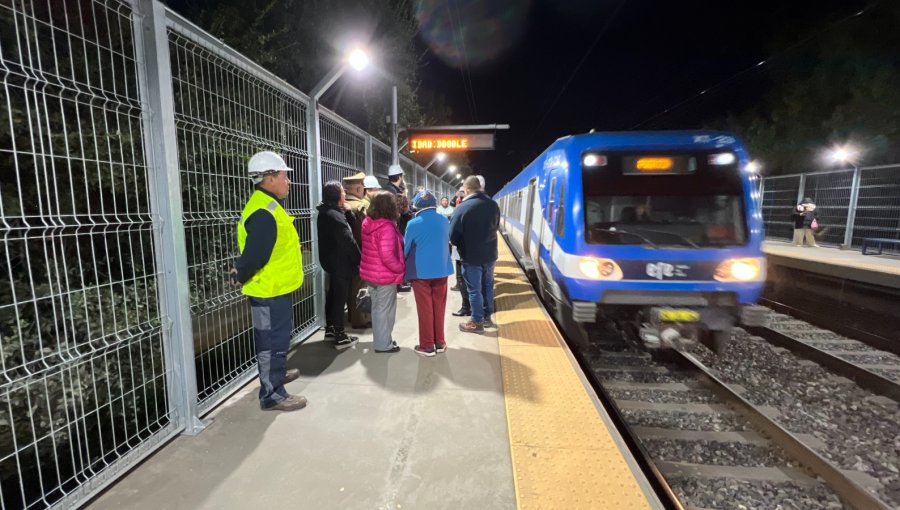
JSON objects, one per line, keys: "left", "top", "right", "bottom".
{"left": 760, "top": 165, "right": 900, "bottom": 252}
{"left": 0, "top": 0, "right": 455, "bottom": 507}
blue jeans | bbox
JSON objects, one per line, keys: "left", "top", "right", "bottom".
{"left": 461, "top": 261, "right": 496, "bottom": 323}
{"left": 249, "top": 294, "right": 292, "bottom": 408}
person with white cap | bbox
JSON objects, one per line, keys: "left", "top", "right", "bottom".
{"left": 230, "top": 151, "right": 306, "bottom": 412}
{"left": 363, "top": 175, "right": 382, "bottom": 202}
{"left": 343, "top": 171, "right": 372, "bottom": 329}
{"left": 385, "top": 164, "right": 406, "bottom": 196}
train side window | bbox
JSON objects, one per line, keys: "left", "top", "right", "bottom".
{"left": 555, "top": 182, "right": 566, "bottom": 237}
{"left": 547, "top": 177, "right": 556, "bottom": 223}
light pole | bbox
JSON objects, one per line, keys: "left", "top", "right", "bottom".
{"left": 439, "top": 164, "right": 458, "bottom": 181}
{"left": 827, "top": 145, "right": 861, "bottom": 249}
{"left": 306, "top": 47, "right": 370, "bottom": 326}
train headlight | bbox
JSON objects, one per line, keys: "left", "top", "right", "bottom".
{"left": 714, "top": 258, "right": 764, "bottom": 282}
{"left": 578, "top": 257, "right": 622, "bottom": 280}
{"left": 582, "top": 153, "right": 608, "bottom": 167}
{"left": 708, "top": 153, "right": 736, "bottom": 166}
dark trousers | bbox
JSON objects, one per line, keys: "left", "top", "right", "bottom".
{"left": 455, "top": 260, "right": 470, "bottom": 311}
{"left": 411, "top": 277, "right": 449, "bottom": 350}
{"left": 325, "top": 273, "right": 351, "bottom": 333}
{"left": 250, "top": 294, "right": 292, "bottom": 408}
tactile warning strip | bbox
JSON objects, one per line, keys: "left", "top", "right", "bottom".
{"left": 494, "top": 243, "right": 654, "bottom": 510}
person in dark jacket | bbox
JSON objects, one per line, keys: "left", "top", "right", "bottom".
{"left": 791, "top": 197, "right": 819, "bottom": 247}
{"left": 450, "top": 175, "right": 500, "bottom": 334}
{"left": 385, "top": 164, "right": 406, "bottom": 195}
{"left": 316, "top": 180, "right": 361, "bottom": 349}
{"left": 395, "top": 193, "right": 414, "bottom": 293}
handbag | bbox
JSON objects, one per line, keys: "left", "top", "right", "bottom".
{"left": 356, "top": 288, "right": 372, "bottom": 314}
{"left": 810, "top": 219, "right": 818, "bottom": 230}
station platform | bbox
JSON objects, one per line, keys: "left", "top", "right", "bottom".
{"left": 763, "top": 241, "right": 900, "bottom": 289}
{"left": 88, "top": 241, "right": 661, "bottom": 510}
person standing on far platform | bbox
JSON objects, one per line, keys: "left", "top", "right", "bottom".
{"left": 791, "top": 197, "right": 819, "bottom": 247}
{"left": 230, "top": 151, "right": 306, "bottom": 412}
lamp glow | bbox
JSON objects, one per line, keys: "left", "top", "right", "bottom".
{"left": 347, "top": 48, "right": 370, "bottom": 71}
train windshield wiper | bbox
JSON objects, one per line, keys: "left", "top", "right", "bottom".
{"left": 634, "top": 228, "right": 699, "bottom": 248}
{"left": 593, "top": 228, "right": 658, "bottom": 248}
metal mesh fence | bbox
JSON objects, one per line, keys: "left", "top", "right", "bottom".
{"left": 372, "top": 142, "right": 391, "bottom": 188}
{"left": 166, "top": 23, "right": 316, "bottom": 413}
{"left": 853, "top": 165, "right": 900, "bottom": 251}
{"left": 0, "top": 1, "right": 177, "bottom": 508}
{"left": 319, "top": 109, "right": 366, "bottom": 184}
{"left": 760, "top": 175, "right": 801, "bottom": 241}
{"left": 761, "top": 166, "right": 900, "bottom": 253}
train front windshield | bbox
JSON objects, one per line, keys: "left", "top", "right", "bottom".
{"left": 582, "top": 152, "right": 748, "bottom": 248}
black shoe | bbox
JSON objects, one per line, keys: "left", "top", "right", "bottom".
{"left": 398, "top": 284, "right": 412, "bottom": 293}
{"left": 450, "top": 285, "right": 460, "bottom": 292}
{"left": 435, "top": 343, "right": 447, "bottom": 353}
{"left": 375, "top": 344, "right": 401, "bottom": 353}
{"left": 324, "top": 326, "right": 336, "bottom": 340}
{"left": 414, "top": 345, "right": 436, "bottom": 357}
{"left": 335, "top": 332, "right": 358, "bottom": 350}
{"left": 451, "top": 308, "right": 471, "bottom": 317}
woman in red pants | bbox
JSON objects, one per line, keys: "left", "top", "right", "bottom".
{"left": 403, "top": 190, "right": 454, "bottom": 356}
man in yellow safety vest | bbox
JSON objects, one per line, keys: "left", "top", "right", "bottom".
{"left": 230, "top": 151, "right": 306, "bottom": 412}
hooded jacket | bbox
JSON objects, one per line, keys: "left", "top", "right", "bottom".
{"left": 449, "top": 192, "right": 501, "bottom": 265}
{"left": 360, "top": 216, "right": 405, "bottom": 285}
{"left": 316, "top": 202, "right": 361, "bottom": 277}
{"left": 404, "top": 208, "right": 454, "bottom": 280}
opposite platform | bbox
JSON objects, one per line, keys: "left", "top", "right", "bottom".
{"left": 763, "top": 241, "right": 900, "bottom": 288}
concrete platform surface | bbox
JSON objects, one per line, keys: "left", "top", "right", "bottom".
{"left": 88, "top": 288, "right": 516, "bottom": 510}
{"left": 763, "top": 241, "right": 900, "bottom": 288}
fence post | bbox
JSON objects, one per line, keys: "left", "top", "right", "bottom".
{"left": 842, "top": 166, "right": 862, "bottom": 249}
{"left": 795, "top": 173, "right": 807, "bottom": 205}
{"left": 135, "top": 0, "right": 206, "bottom": 435}
{"left": 306, "top": 100, "right": 326, "bottom": 328}
{"left": 365, "top": 135, "right": 374, "bottom": 176}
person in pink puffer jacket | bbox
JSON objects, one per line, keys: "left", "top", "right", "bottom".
{"left": 359, "top": 192, "right": 406, "bottom": 353}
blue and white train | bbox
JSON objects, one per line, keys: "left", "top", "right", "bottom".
{"left": 495, "top": 131, "right": 765, "bottom": 351}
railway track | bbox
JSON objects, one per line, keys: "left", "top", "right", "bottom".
{"left": 569, "top": 320, "right": 899, "bottom": 510}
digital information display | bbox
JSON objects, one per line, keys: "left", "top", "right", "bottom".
{"left": 408, "top": 133, "right": 495, "bottom": 151}
{"left": 622, "top": 155, "right": 697, "bottom": 175}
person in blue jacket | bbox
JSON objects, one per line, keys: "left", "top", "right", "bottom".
{"left": 404, "top": 190, "right": 454, "bottom": 356}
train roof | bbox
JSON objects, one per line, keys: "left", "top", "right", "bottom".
{"left": 496, "top": 130, "right": 748, "bottom": 196}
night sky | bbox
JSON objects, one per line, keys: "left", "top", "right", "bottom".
{"left": 413, "top": 0, "right": 868, "bottom": 192}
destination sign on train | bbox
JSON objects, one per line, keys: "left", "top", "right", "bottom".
{"left": 408, "top": 133, "right": 495, "bottom": 151}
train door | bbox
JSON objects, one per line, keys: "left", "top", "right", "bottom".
{"left": 538, "top": 176, "right": 558, "bottom": 280}
{"left": 522, "top": 178, "right": 538, "bottom": 262}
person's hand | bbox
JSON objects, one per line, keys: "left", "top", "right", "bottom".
{"left": 228, "top": 267, "right": 242, "bottom": 288}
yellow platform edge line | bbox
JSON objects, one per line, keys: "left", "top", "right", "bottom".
{"left": 493, "top": 239, "right": 659, "bottom": 510}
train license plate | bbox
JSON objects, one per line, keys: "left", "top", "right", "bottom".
{"left": 659, "top": 309, "right": 700, "bottom": 322}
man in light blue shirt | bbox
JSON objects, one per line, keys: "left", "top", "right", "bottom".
{"left": 436, "top": 196, "right": 454, "bottom": 220}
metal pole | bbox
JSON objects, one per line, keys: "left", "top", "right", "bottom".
{"left": 843, "top": 165, "right": 862, "bottom": 249}
{"left": 307, "top": 99, "right": 326, "bottom": 328}
{"left": 796, "top": 173, "right": 807, "bottom": 206}
{"left": 135, "top": 0, "right": 206, "bottom": 435}
{"left": 391, "top": 86, "right": 399, "bottom": 165}
{"left": 365, "top": 135, "right": 374, "bottom": 176}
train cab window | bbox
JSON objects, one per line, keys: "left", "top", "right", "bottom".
{"left": 582, "top": 151, "right": 747, "bottom": 247}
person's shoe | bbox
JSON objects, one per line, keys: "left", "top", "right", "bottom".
{"left": 324, "top": 326, "right": 336, "bottom": 340}
{"left": 414, "top": 345, "right": 436, "bottom": 357}
{"left": 375, "top": 342, "right": 401, "bottom": 353}
{"left": 335, "top": 332, "right": 358, "bottom": 350}
{"left": 264, "top": 394, "right": 307, "bottom": 412}
{"left": 459, "top": 320, "right": 485, "bottom": 334}
{"left": 451, "top": 308, "right": 471, "bottom": 317}
{"left": 283, "top": 368, "right": 300, "bottom": 384}
{"left": 483, "top": 318, "right": 497, "bottom": 329}
{"left": 435, "top": 343, "right": 447, "bottom": 353}
{"left": 450, "top": 284, "right": 460, "bottom": 292}
{"left": 398, "top": 284, "right": 412, "bottom": 293}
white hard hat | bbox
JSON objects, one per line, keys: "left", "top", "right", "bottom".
{"left": 388, "top": 164, "right": 404, "bottom": 177}
{"left": 363, "top": 176, "right": 381, "bottom": 189}
{"left": 248, "top": 151, "right": 292, "bottom": 175}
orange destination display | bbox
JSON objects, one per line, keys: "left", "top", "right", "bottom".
{"left": 408, "top": 132, "right": 495, "bottom": 151}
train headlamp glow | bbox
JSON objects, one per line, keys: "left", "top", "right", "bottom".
{"left": 578, "top": 257, "right": 622, "bottom": 280}
{"left": 714, "top": 258, "right": 764, "bottom": 282}
{"left": 582, "top": 153, "right": 607, "bottom": 167}
{"left": 708, "top": 153, "right": 737, "bottom": 166}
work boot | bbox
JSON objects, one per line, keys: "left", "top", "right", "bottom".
{"left": 458, "top": 320, "right": 485, "bottom": 334}
{"left": 283, "top": 368, "right": 300, "bottom": 385}
{"left": 482, "top": 317, "right": 497, "bottom": 329}
{"left": 264, "top": 394, "right": 307, "bottom": 412}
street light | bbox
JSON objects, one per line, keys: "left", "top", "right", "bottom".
{"left": 309, "top": 46, "right": 371, "bottom": 100}
{"left": 424, "top": 152, "right": 447, "bottom": 171}
{"left": 439, "top": 164, "right": 459, "bottom": 181}
{"left": 745, "top": 161, "right": 761, "bottom": 174}
{"left": 827, "top": 145, "right": 859, "bottom": 165}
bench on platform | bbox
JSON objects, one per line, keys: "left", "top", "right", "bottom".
{"left": 861, "top": 237, "right": 900, "bottom": 255}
